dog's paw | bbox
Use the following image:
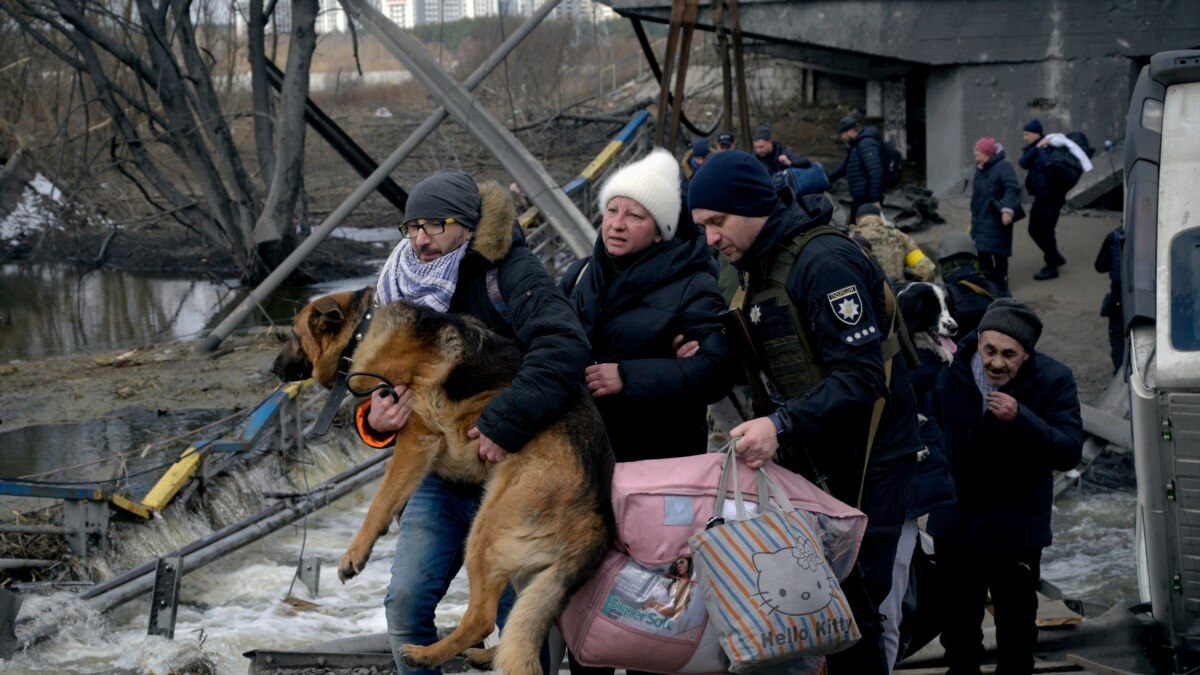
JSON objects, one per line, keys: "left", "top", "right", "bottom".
{"left": 337, "top": 551, "right": 366, "bottom": 583}
{"left": 463, "top": 646, "right": 496, "bottom": 670}
{"left": 399, "top": 644, "right": 441, "bottom": 669}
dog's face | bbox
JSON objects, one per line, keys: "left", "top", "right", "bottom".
{"left": 898, "top": 282, "right": 958, "bottom": 357}
{"left": 272, "top": 289, "right": 371, "bottom": 387}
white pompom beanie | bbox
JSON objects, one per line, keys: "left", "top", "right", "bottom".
{"left": 597, "top": 147, "right": 682, "bottom": 241}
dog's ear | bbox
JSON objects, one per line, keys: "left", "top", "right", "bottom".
{"left": 309, "top": 297, "right": 346, "bottom": 334}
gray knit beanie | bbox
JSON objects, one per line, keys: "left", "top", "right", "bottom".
{"left": 978, "top": 298, "right": 1043, "bottom": 352}
{"left": 404, "top": 169, "right": 481, "bottom": 230}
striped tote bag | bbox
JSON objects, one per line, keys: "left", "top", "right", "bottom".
{"left": 689, "top": 450, "right": 861, "bottom": 671}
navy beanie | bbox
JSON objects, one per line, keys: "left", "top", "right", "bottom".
{"left": 1024, "top": 118, "right": 1044, "bottom": 136}
{"left": 687, "top": 151, "right": 780, "bottom": 218}
{"left": 693, "top": 139, "right": 710, "bottom": 158}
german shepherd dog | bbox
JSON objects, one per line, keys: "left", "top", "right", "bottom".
{"left": 273, "top": 289, "right": 614, "bottom": 674}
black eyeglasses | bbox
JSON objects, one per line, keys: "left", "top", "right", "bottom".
{"left": 398, "top": 218, "right": 456, "bottom": 239}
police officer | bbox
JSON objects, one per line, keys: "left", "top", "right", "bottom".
{"left": 689, "top": 151, "right": 922, "bottom": 674}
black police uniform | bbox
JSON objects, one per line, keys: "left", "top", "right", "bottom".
{"left": 736, "top": 194, "right": 923, "bottom": 675}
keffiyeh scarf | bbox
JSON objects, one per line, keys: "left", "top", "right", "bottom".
{"left": 376, "top": 238, "right": 470, "bottom": 312}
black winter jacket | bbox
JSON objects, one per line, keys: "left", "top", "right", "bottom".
{"left": 829, "top": 126, "right": 884, "bottom": 204}
{"left": 1018, "top": 143, "right": 1055, "bottom": 200}
{"left": 359, "top": 181, "right": 590, "bottom": 453}
{"left": 756, "top": 141, "right": 803, "bottom": 175}
{"left": 561, "top": 236, "right": 734, "bottom": 462}
{"left": 970, "top": 150, "right": 1021, "bottom": 257}
{"left": 927, "top": 334, "right": 1084, "bottom": 550}
{"left": 736, "top": 195, "right": 923, "bottom": 500}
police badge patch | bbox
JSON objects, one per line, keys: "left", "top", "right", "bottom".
{"left": 827, "top": 285, "right": 863, "bottom": 325}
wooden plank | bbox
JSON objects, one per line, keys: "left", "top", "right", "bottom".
{"left": 141, "top": 447, "right": 203, "bottom": 512}
{"left": 1064, "top": 653, "right": 1139, "bottom": 675}
{"left": 110, "top": 494, "right": 152, "bottom": 520}
{"left": 898, "top": 661, "right": 1085, "bottom": 674}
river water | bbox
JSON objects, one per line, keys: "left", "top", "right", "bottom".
{"left": 0, "top": 455, "right": 1138, "bottom": 674}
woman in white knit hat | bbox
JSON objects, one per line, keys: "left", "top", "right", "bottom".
{"left": 560, "top": 146, "right": 735, "bottom": 675}
{"left": 562, "top": 146, "right": 734, "bottom": 462}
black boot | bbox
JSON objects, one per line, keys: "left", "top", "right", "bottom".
{"left": 1033, "top": 265, "right": 1059, "bottom": 280}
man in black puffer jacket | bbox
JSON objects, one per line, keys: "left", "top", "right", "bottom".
{"left": 928, "top": 299, "right": 1083, "bottom": 675}
{"left": 829, "top": 116, "right": 885, "bottom": 222}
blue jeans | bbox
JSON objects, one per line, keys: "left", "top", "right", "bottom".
{"left": 384, "top": 474, "right": 515, "bottom": 674}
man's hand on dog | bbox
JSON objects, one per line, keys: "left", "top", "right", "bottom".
{"left": 366, "top": 386, "right": 415, "bottom": 432}
{"left": 585, "top": 363, "right": 624, "bottom": 397}
{"left": 468, "top": 426, "right": 510, "bottom": 462}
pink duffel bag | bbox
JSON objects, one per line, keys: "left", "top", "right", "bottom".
{"left": 559, "top": 450, "right": 867, "bottom": 673}
{"left": 612, "top": 452, "right": 866, "bottom": 569}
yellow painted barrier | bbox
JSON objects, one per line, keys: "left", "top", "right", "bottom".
{"left": 141, "top": 446, "right": 204, "bottom": 512}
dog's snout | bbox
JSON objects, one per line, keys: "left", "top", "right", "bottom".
{"left": 272, "top": 337, "right": 313, "bottom": 382}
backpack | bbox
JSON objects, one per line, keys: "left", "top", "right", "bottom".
{"left": 1065, "top": 131, "right": 1096, "bottom": 159}
{"left": 773, "top": 161, "right": 832, "bottom": 197}
{"left": 1042, "top": 146, "right": 1084, "bottom": 194}
{"left": 879, "top": 141, "right": 904, "bottom": 188}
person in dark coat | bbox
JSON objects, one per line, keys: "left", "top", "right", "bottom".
{"left": 561, "top": 148, "right": 734, "bottom": 464}
{"left": 936, "top": 232, "right": 1003, "bottom": 335}
{"left": 1018, "top": 119, "right": 1069, "bottom": 281}
{"left": 355, "top": 169, "right": 591, "bottom": 674}
{"left": 1094, "top": 226, "right": 1125, "bottom": 372}
{"left": 879, "top": 283, "right": 959, "bottom": 668}
{"left": 751, "top": 126, "right": 802, "bottom": 174}
{"left": 690, "top": 150, "right": 923, "bottom": 675}
{"left": 829, "top": 116, "right": 885, "bottom": 222}
{"left": 969, "top": 137, "right": 1021, "bottom": 296}
{"left": 928, "top": 299, "right": 1084, "bottom": 675}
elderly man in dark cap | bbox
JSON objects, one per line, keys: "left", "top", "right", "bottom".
{"left": 928, "top": 298, "right": 1083, "bottom": 675}
{"left": 359, "top": 169, "right": 589, "bottom": 674}
{"left": 689, "top": 150, "right": 923, "bottom": 675}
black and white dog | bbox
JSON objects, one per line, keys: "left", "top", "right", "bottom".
{"left": 897, "top": 282, "right": 959, "bottom": 364}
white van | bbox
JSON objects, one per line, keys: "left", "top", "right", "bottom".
{"left": 1127, "top": 48, "right": 1200, "bottom": 672}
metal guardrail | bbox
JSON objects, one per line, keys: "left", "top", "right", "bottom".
{"left": 0, "top": 381, "right": 310, "bottom": 560}
{"left": 521, "top": 110, "right": 653, "bottom": 278}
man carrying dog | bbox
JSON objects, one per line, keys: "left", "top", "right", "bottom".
{"left": 357, "top": 169, "right": 590, "bottom": 674}
{"left": 689, "top": 151, "right": 923, "bottom": 674}
{"left": 928, "top": 299, "right": 1083, "bottom": 675}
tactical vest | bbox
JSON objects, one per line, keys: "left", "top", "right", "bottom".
{"left": 738, "top": 225, "right": 906, "bottom": 403}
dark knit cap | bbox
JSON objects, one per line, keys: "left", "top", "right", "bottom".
{"left": 1024, "top": 118, "right": 1044, "bottom": 136}
{"left": 856, "top": 203, "right": 882, "bottom": 219}
{"left": 404, "top": 169, "right": 481, "bottom": 230}
{"left": 687, "top": 151, "right": 780, "bottom": 218}
{"left": 752, "top": 126, "right": 772, "bottom": 141}
{"left": 837, "top": 116, "right": 859, "bottom": 133}
{"left": 978, "top": 298, "right": 1043, "bottom": 352}
{"left": 693, "top": 139, "right": 710, "bottom": 158}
